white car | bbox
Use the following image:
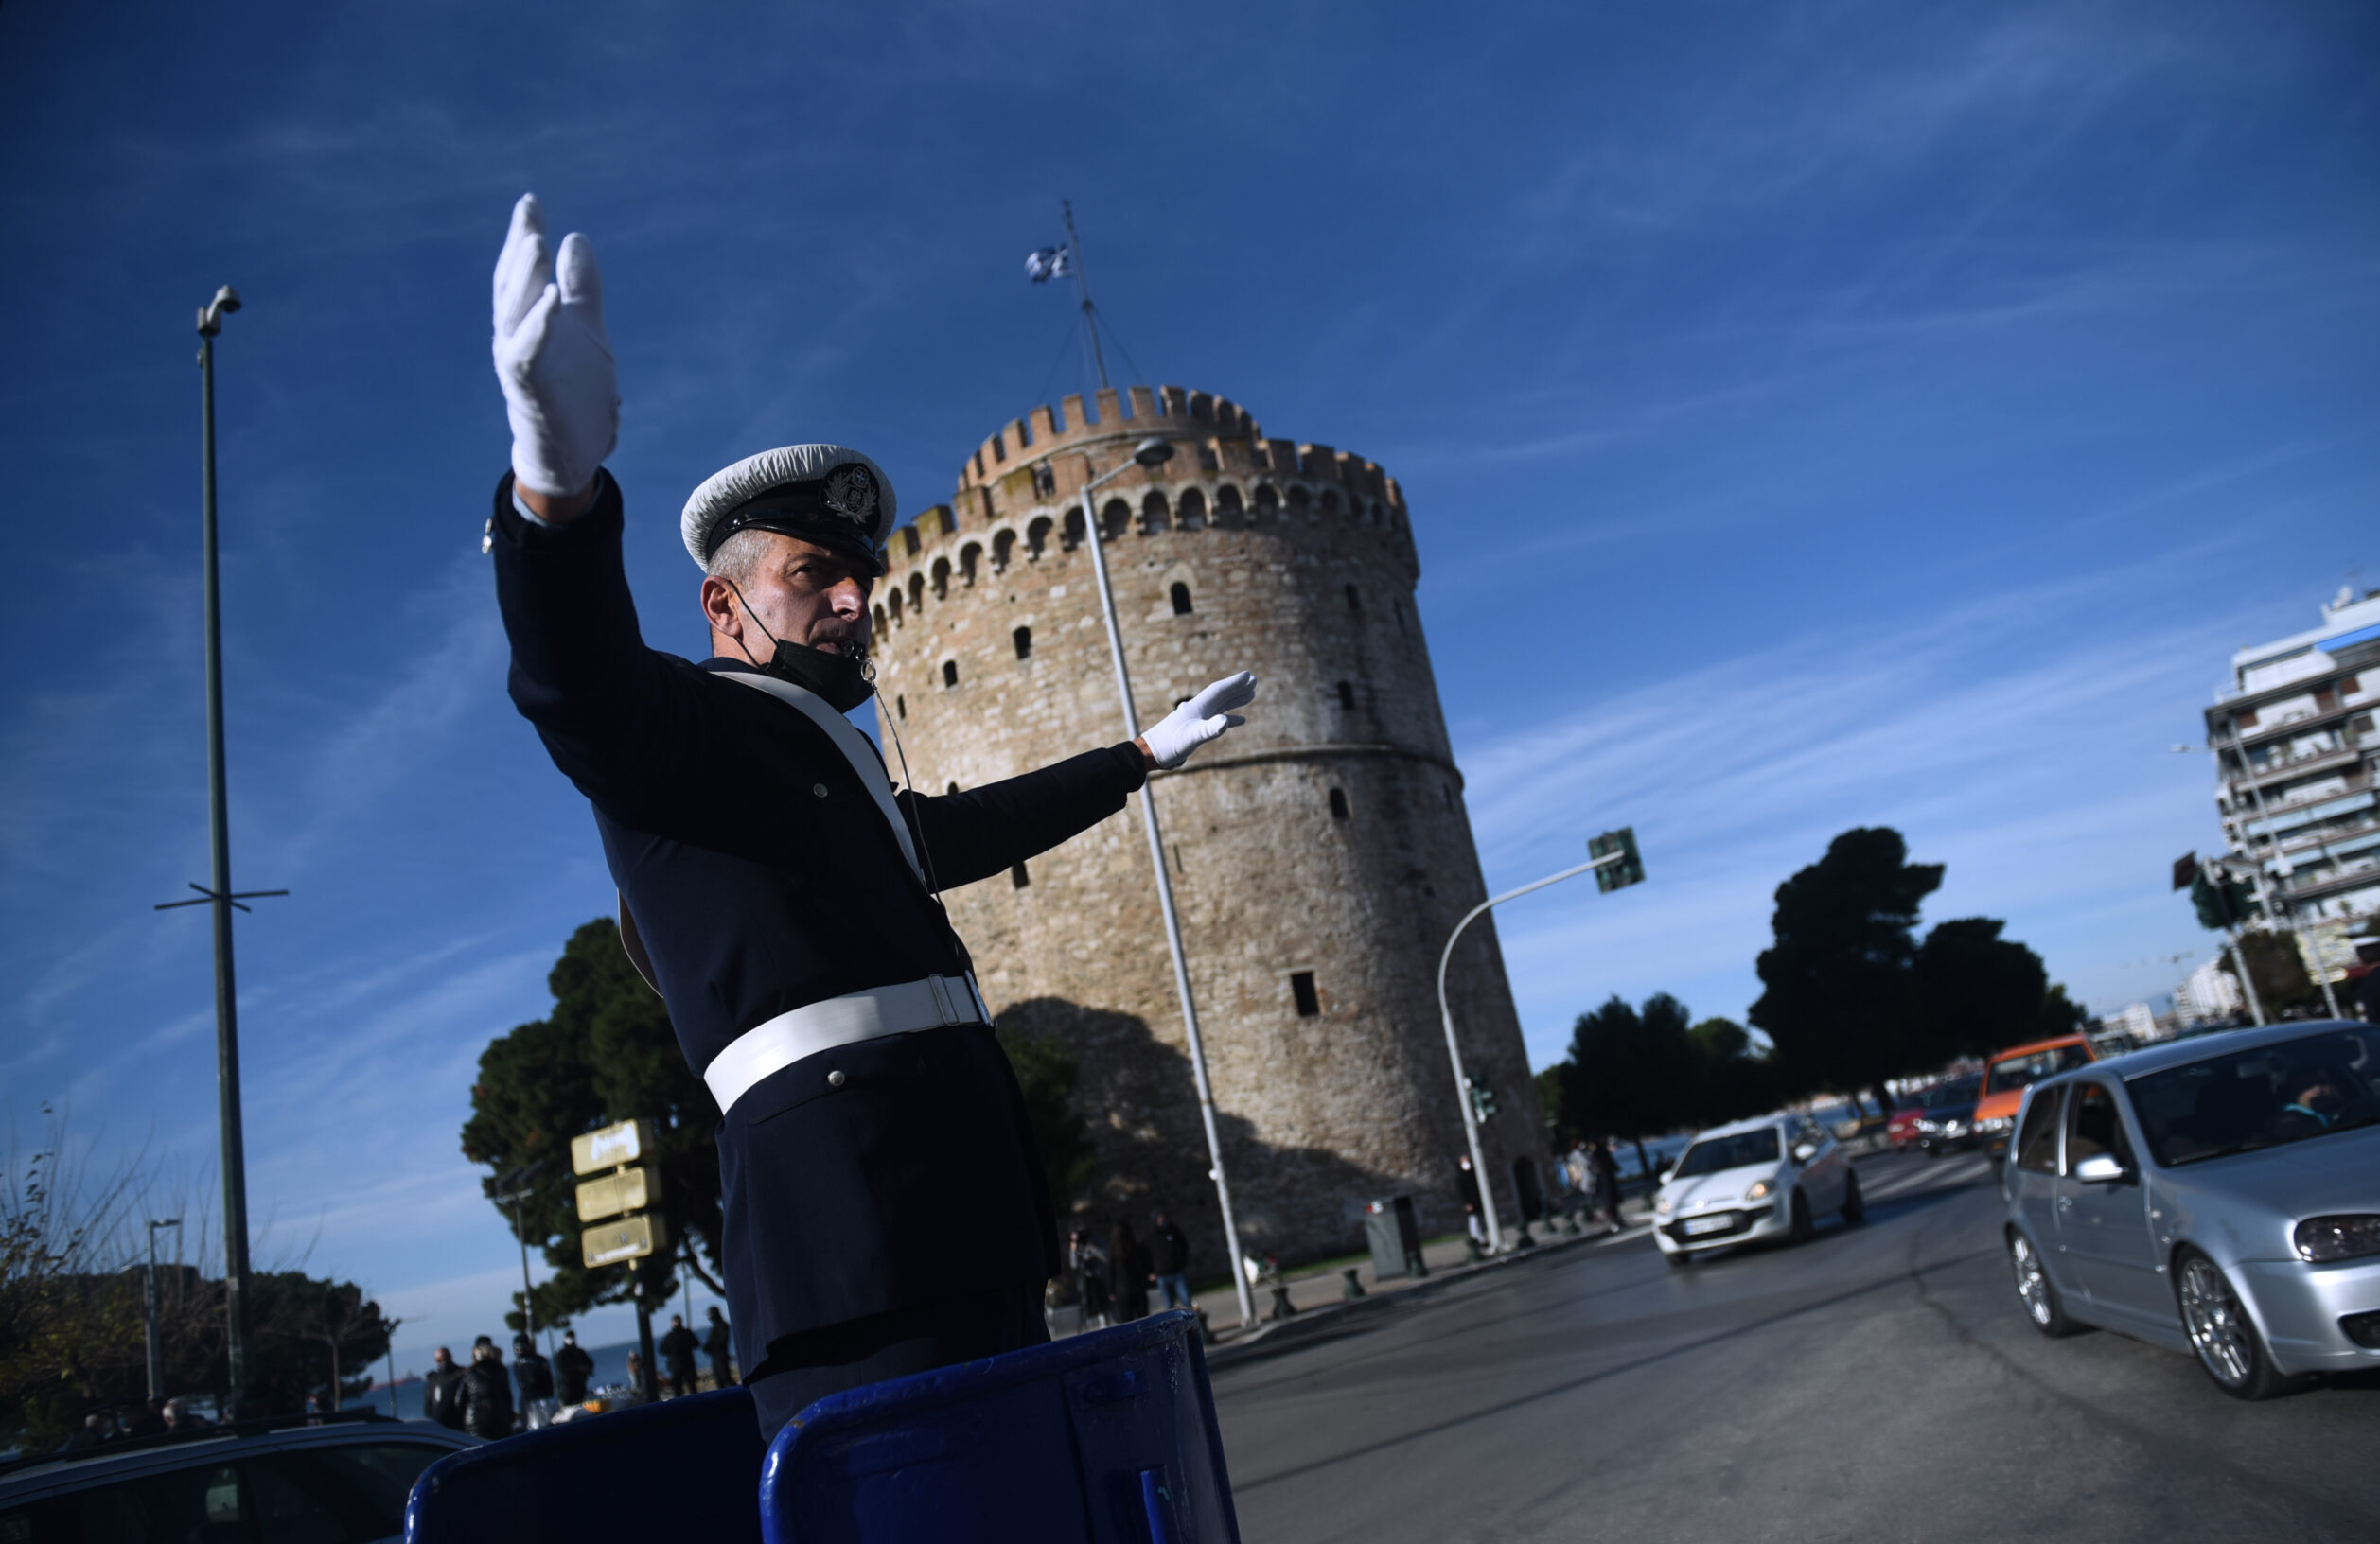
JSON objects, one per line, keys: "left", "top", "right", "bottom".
{"left": 1654, "top": 1114, "right": 1862, "bottom": 1266}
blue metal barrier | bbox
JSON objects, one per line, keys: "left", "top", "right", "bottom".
{"left": 762, "top": 1311, "right": 1239, "bottom": 1544}
{"left": 405, "top": 1312, "right": 1237, "bottom": 1544}
{"left": 405, "top": 1387, "right": 763, "bottom": 1543}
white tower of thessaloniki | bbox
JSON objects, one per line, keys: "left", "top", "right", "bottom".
{"left": 870, "top": 383, "right": 1551, "bottom": 1269}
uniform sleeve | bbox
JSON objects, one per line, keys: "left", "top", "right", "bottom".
{"left": 898, "top": 744, "right": 1146, "bottom": 890}
{"left": 487, "top": 470, "right": 712, "bottom": 820}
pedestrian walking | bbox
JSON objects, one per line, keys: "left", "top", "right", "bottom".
{"left": 660, "top": 1313, "right": 701, "bottom": 1398}
{"left": 423, "top": 1348, "right": 467, "bottom": 1431}
{"left": 1148, "top": 1209, "right": 1193, "bottom": 1313}
{"left": 481, "top": 194, "right": 1258, "bottom": 1440}
{"left": 462, "top": 1339, "right": 514, "bottom": 1439}
{"left": 1591, "top": 1138, "right": 1623, "bottom": 1234}
{"left": 1070, "top": 1228, "right": 1112, "bottom": 1329}
{"left": 705, "top": 1307, "right": 735, "bottom": 1390}
{"left": 512, "top": 1334, "right": 554, "bottom": 1428}
{"left": 1107, "top": 1222, "right": 1152, "bottom": 1325}
{"left": 553, "top": 1330, "right": 594, "bottom": 1406}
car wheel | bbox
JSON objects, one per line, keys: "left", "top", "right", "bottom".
{"left": 2007, "top": 1229, "right": 2079, "bottom": 1338}
{"left": 2174, "top": 1249, "right": 2295, "bottom": 1400}
{"left": 1789, "top": 1189, "right": 1814, "bottom": 1243}
{"left": 1841, "top": 1170, "right": 1864, "bottom": 1224}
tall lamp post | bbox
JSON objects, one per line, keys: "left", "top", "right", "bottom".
{"left": 1076, "top": 437, "right": 1258, "bottom": 1330}
{"left": 144, "top": 1218, "right": 182, "bottom": 1401}
{"left": 1436, "top": 844, "right": 1633, "bottom": 1254}
{"left": 154, "top": 286, "right": 286, "bottom": 1407}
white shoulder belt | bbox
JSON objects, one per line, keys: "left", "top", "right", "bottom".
{"left": 695, "top": 669, "right": 984, "bottom": 1114}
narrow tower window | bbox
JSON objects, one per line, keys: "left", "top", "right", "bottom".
{"left": 1336, "top": 680, "right": 1355, "bottom": 710}
{"left": 1344, "top": 584, "right": 1361, "bottom": 613}
{"left": 1290, "top": 972, "right": 1320, "bottom": 1019}
{"left": 896, "top": 694, "right": 907, "bottom": 721}
{"left": 1011, "top": 861, "right": 1031, "bottom": 889}
{"left": 1014, "top": 626, "right": 1032, "bottom": 659}
{"left": 942, "top": 660, "right": 959, "bottom": 688}
{"left": 1171, "top": 582, "right": 1193, "bottom": 615}
{"left": 1328, "top": 787, "right": 1349, "bottom": 820}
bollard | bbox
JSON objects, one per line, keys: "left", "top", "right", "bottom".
{"left": 1341, "top": 1267, "right": 1366, "bottom": 1300}
{"left": 1267, "top": 1284, "right": 1297, "bottom": 1321}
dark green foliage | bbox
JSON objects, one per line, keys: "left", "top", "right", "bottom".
{"left": 1556, "top": 993, "right": 1701, "bottom": 1174}
{"left": 1684, "top": 1017, "right": 1779, "bottom": 1128}
{"left": 996, "top": 1023, "right": 1097, "bottom": 1210}
{"left": 2222, "top": 930, "right": 2320, "bottom": 1014}
{"left": 460, "top": 919, "right": 722, "bottom": 1326}
{"left": 1915, "top": 917, "right": 2056, "bottom": 1058}
{"left": 1752, "top": 828, "right": 1943, "bottom": 1114}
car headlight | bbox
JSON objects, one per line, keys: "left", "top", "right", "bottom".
{"left": 1944, "top": 1120, "right": 1966, "bottom": 1135}
{"left": 1914, "top": 1118, "right": 1942, "bottom": 1132}
{"left": 1977, "top": 1116, "right": 2012, "bottom": 1134}
{"left": 2295, "top": 1215, "right": 2380, "bottom": 1264}
{"left": 1744, "top": 1179, "right": 1773, "bottom": 1202}
{"left": 1654, "top": 1195, "right": 1673, "bottom": 1216}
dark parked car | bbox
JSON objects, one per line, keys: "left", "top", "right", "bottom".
{"left": 1909, "top": 1075, "right": 1983, "bottom": 1158}
{"left": 0, "top": 1409, "right": 479, "bottom": 1543}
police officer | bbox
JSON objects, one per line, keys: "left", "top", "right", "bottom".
{"left": 484, "top": 196, "right": 1257, "bottom": 1437}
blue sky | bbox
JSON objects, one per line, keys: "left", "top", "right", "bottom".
{"left": 3, "top": 1, "right": 2373, "bottom": 1369}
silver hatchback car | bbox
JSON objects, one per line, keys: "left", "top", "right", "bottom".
{"left": 1999, "top": 1020, "right": 2380, "bottom": 1398}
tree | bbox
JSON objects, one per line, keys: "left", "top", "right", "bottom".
{"left": 276, "top": 1277, "right": 392, "bottom": 1410}
{"left": 1556, "top": 992, "right": 1700, "bottom": 1180}
{"left": 460, "top": 919, "right": 724, "bottom": 1331}
{"left": 1751, "top": 828, "right": 1943, "bottom": 1115}
{"left": 2223, "top": 929, "right": 2320, "bottom": 1015}
{"left": 1914, "top": 917, "right": 2070, "bottom": 1059}
{"left": 1684, "top": 1017, "right": 1779, "bottom": 1129}
{"left": 995, "top": 1022, "right": 1096, "bottom": 1212}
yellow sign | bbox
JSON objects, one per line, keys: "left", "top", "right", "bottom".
{"left": 570, "top": 1119, "right": 657, "bottom": 1177}
{"left": 581, "top": 1212, "right": 668, "bottom": 1269}
{"left": 574, "top": 1164, "right": 660, "bottom": 1223}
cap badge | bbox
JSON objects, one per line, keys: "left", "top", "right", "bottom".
{"left": 824, "top": 465, "right": 877, "bottom": 528}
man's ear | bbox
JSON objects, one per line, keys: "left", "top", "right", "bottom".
{"left": 699, "top": 575, "right": 742, "bottom": 642}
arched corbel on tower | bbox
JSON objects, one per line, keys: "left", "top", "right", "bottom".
{"left": 1138, "top": 490, "right": 1170, "bottom": 535}
{"left": 991, "top": 528, "right": 1017, "bottom": 571}
{"left": 1177, "top": 487, "right": 1207, "bottom": 531}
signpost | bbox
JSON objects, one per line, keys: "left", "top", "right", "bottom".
{"left": 572, "top": 1118, "right": 663, "bottom": 1402}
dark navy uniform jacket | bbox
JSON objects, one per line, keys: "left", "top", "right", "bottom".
{"left": 488, "top": 472, "right": 1145, "bottom": 1372}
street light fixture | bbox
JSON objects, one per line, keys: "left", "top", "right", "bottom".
{"left": 1074, "top": 435, "right": 1259, "bottom": 1331}
{"left": 1436, "top": 842, "right": 1636, "bottom": 1253}
{"left": 144, "top": 1219, "right": 182, "bottom": 1401}
{"left": 152, "top": 284, "right": 286, "bottom": 1409}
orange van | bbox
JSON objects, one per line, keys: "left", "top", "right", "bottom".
{"left": 1972, "top": 1034, "right": 2095, "bottom": 1159}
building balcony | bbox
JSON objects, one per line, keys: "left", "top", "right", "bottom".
{"left": 2227, "top": 740, "right": 2367, "bottom": 792}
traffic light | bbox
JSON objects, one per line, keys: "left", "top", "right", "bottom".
{"left": 1467, "top": 1075, "right": 1500, "bottom": 1124}
{"left": 1590, "top": 827, "right": 1646, "bottom": 893}
{"left": 2189, "top": 867, "right": 2258, "bottom": 932}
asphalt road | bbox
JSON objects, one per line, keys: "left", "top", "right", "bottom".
{"left": 1208, "top": 1148, "right": 2380, "bottom": 1544}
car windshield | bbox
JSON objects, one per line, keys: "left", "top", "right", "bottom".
{"left": 1983, "top": 1044, "right": 2090, "bottom": 1097}
{"left": 1926, "top": 1078, "right": 1980, "bottom": 1108}
{"left": 2127, "top": 1025, "right": 2380, "bottom": 1167}
{"left": 1671, "top": 1129, "right": 1780, "bottom": 1177}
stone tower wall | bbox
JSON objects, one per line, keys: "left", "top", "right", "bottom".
{"left": 870, "top": 384, "right": 1551, "bottom": 1269}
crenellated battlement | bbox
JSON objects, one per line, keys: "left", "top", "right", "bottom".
{"left": 889, "top": 387, "right": 1411, "bottom": 576}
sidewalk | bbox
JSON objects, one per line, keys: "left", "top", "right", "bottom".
{"left": 1168, "top": 1198, "right": 1658, "bottom": 1346}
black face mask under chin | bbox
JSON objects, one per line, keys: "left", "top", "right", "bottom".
{"left": 725, "top": 582, "right": 875, "bottom": 712}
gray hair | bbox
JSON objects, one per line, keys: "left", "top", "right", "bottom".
{"left": 704, "top": 525, "right": 775, "bottom": 590}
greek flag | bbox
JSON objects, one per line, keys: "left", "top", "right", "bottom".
{"left": 1024, "top": 244, "right": 1074, "bottom": 283}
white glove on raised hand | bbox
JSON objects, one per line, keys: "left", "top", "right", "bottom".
{"left": 1142, "top": 672, "right": 1258, "bottom": 769}
{"left": 491, "top": 193, "right": 618, "bottom": 498}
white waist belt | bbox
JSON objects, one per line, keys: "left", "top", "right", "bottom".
{"left": 703, "top": 974, "right": 990, "bottom": 1114}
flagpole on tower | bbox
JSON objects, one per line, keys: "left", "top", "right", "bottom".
{"left": 1061, "top": 201, "right": 1110, "bottom": 391}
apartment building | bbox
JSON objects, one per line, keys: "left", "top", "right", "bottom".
{"left": 2202, "top": 586, "right": 2380, "bottom": 980}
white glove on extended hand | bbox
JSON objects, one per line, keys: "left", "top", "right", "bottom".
{"left": 1142, "top": 672, "right": 1258, "bottom": 769}
{"left": 491, "top": 193, "right": 619, "bottom": 498}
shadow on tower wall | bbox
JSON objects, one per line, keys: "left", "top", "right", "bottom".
{"left": 996, "top": 997, "right": 1454, "bottom": 1276}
